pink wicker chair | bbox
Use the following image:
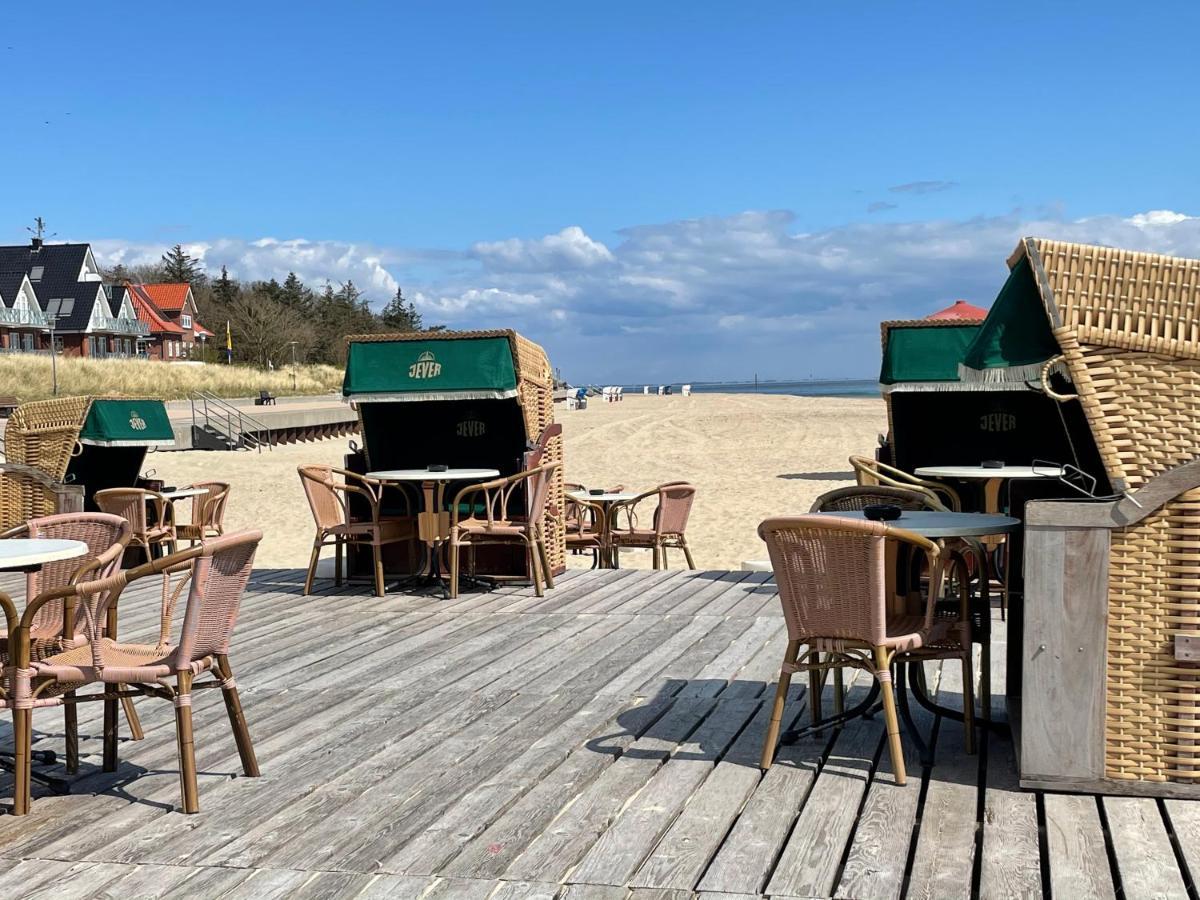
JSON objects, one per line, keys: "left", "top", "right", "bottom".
{"left": 758, "top": 515, "right": 975, "bottom": 786}
{"left": 448, "top": 462, "right": 560, "bottom": 599}
{"left": 610, "top": 482, "right": 697, "bottom": 569}
{"left": 297, "top": 466, "right": 414, "bottom": 597}
{"left": 0, "top": 512, "right": 138, "bottom": 771}
{"left": 8, "top": 530, "right": 264, "bottom": 815}
{"left": 177, "top": 481, "right": 231, "bottom": 545}
{"left": 95, "top": 487, "right": 177, "bottom": 561}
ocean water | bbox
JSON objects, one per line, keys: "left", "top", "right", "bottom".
{"left": 622, "top": 379, "right": 879, "bottom": 398}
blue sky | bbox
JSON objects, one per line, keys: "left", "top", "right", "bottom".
{"left": 3, "top": 2, "right": 1200, "bottom": 381}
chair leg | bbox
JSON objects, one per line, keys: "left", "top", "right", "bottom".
{"left": 760, "top": 639, "right": 800, "bottom": 769}
{"left": 121, "top": 692, "right": 145, "bottom": 741}
{"left": 808, "top": 652, "right": 823, "bottom": 728}
{"left": 174, "top": 671, "right": 200, "bottom": 814}
{"left": 64, "top": 691, "right": 79, "bottom": 774}
{"left": 682, "top": 538, "right": 696, "bottom": 570}
{"left": 528, "top": 538, "right": 545, "bottom": 598}
{"left": 334, "top": 538, "right": 343, "bottom": 586}
{"left": 874, "top": 646, "right": 906, "bottom": 786}
{"left": 217, "top": 655, "right": 259, "bottom": 777}
{"left": 833, "top": 668, "right": 845, "bottom": 716}
{"left": 961, "top": 651, "right": 977, "bottom": 755}
{"left": 536, "top": 536, "right": 555, "bottom": 590}
{"left": 12, "top": 707, "right": 31, "bottom": 815}
{"left": 103, "top": 689, "right": 119, "bottom": 773}
{"left": 303, "top": 540, "right": 321, "bottom": 595}
{"left": 449, "top": 540, "right": 460, "bottom": 600}
{"left": 372, "top": 543, "right": 386, "bottom": 597}
{"left": 661, "top": 542, "right": 669, "bottom": 570}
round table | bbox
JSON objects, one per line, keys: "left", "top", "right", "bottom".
{"left": 915, "top": 464, "right": 1064, "bottom": 515}
{"left": 0, "top": 539, "right": 88, "bottom": 571}
{"left": 367, "top": 468, "right": 501, "bottom": 591}
{"left": 814, "top": 510, "right": 1020, "bottom": 537}
{"left": 567, "top": 491, "right": 639, "bottom": 568}
{"left": 160, "top": 487, "right": 210, "bottom": 501}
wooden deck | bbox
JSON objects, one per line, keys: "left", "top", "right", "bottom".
{"left": 0, "top": 567, "right": 1194, "bottom": 899}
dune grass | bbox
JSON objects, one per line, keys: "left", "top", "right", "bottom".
{"left": 0, "top": 355, "right": 344, "bottom": 402}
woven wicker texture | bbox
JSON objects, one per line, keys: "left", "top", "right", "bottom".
{"left": 810, "top": 485, "right": 936, "bottom": 513}
{"left": 3, "top": 397, "right": 90, "bottom": 479}
{"left": 348, "top": 330, "right": 565, "bottom": 573}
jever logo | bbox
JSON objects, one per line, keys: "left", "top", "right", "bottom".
{"left": 456, "top": 418, "right": 486, "bottom": 438}
{"left": 129, "top": 410, "right": 147, "bottom": 431}
{"left": 408, "top": 351, "right": 442, "bottom": 379}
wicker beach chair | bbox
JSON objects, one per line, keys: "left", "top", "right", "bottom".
{"left": 176, "top": 481, "right": 231, "bottom": 545}
{"left": 610, "top": 483, "right": 697, "bottom": 570}
{"left": 2, "top": 397, "right": 90, "bottom": 480}
{"left": 758, "top": 515, "right": 975, "bottom": 786}
{"left": 8, "top": 530, "right": 263, "bottom": 815}
{"left": 297, "top": 465, "right": 414, "bottom": 597}
{"left": 447, "top": 462, "right": 560, "bottom": 599}
{"left": 95, "top": 487, "right": 177, "bottom": 561}
{"left": 0, "top": 512, "right": 138, "bottom": 772}
{"left": 0, "top": 463, "right": 85, "bottom": 531}
{"left": 849, "top": 456, "right": 962, "bottom": 511}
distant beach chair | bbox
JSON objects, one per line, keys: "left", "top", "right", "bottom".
{"left": 610, "top": 482, "right": 697, "bottom": 569}
{"left": 254, "top": 390, "right": 276, "bottom": 406}
{"left": 757, "top": 515, "right": 975, "bottom": 786}
{"left": 657, "top": 386, "right": 665, "bottom": 396}
{"left": 643, "top": 385, "right": 650, "bottom": 395}
{"left": 681, "top": 384, "right": 692, "bottom": 396}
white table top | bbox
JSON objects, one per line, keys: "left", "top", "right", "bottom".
{"left": 915, "top": 464, "right": 1064, "bottom": 480}
{"left": 568, "top": 491, "right": 639, "bottom": 503}
{"left": 814, "top": 510, "right": 1020, "bottom": 538}
{"left": 161, "top": 487, "right": 209, "bottom": 500}
{"left": 367, "top": 468, "right": 501, "bottom": 482}
{"left": 0, "top": 538, "right": 89, "bottom": 570}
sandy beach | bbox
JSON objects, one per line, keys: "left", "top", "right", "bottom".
{"left": 150, "top": 392, "right": 887, "bottom": 571}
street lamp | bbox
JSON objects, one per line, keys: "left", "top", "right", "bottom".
{"left": 286, "top": 340, "right": 299, "bottom": 391}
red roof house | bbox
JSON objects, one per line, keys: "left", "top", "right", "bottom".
{"left": 926, "top": 299, "right": 988, "bottom": 321}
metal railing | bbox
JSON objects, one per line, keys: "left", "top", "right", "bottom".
{"left": 0, "top": 307, "right": 48, "bottom": 327}
{"left": 189, "top": 391, "right": 275, "bottom": 452}
{"left": 92, "top": 316, "right": 150, "bottom": 335}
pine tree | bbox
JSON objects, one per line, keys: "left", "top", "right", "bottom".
{"left": 212, "top": 266, "right": 238, "bottom": 305}
{"left": 161, "top": 244, "right": 205, "bottom": 284}
{"left": 380, "top": 286, "right": 423, "bottom": 331}
{"left": 107, "top": 263, "right": 130, "bottom": 284}
{"left": 279, "top": 272, "right": 313, "bottom": 313}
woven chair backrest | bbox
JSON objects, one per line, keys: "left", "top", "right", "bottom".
{"left": 95, "top": 488, "right": 153, "bottom": 533}
{"left": 810, "top": 485, "right": 937, "bottom": 513}
{"left": 171, "top": 530, "right": 261, "bottom": 665}
{"left": 23, "top": 512, "right": 130, "bottom": 635}
{"left": 298, "top": 466, "right": 346, "bottom": 531}
{"left": 527, "top": 462, "right": 560, "bottom": 526}
{"left": 759, "top": 515, "right": 891, "bottom": 646}
{"left": 654, "top": 483, "right": 696, "bottom": 536}
{"left": 191, "top": 481, "right": 231, "bottom": 530}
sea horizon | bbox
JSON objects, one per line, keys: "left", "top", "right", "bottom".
{"left": 610, "top": 378, "right": 880, "bottom": 398}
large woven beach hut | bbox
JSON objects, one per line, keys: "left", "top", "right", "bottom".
{"left": 0, "top": 397, "right": 90, "bottom": 529}
{"left": 987, "top": 237, "right": 1200, "bottom": 796}
{"left": 343, "top": 330, "right": 566, "bottom": 577}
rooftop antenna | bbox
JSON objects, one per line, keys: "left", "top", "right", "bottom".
{"left": 26, "top": 216, "right": 56, "bottom": 249}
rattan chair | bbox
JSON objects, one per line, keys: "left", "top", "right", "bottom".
{"left": 810, "top": 484, "right": 946, "bottom": 513}
{"left": 758, "top": 515, "right": 975, "bottom": 786}
{"left": 176, "top": 481, "right": 231, "bottom": 545}
{"left": 8, "top": 530, "right": 264, "bottom": 815}
{"left": 610, "top": 483, "right": 697, "bottom": 569}
{"left": 95, "top": 488, "right": 177, "bottom": 561}
{"left": 849, "top": 456, "right": 962, "bottom": 511}
{"left": 448, "top": 462, "right": 560, "bottom": 599}
{"left": 564, "top": 492, "right": 605, "bottom": 567}
{"left": 297, "top": 466, "right": 414, "bottom": 597}
{"left": 0, "top": 512, "right": 138, "bottom": 772}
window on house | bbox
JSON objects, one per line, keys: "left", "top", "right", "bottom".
{"left": 29, "top": 266, "right": 43, "bottom": 282}
{"left": 45, "top": 298, "right": 75, "bottom": 318}
{"left": 181, "top": 314, "right": 192, "bottom": 329}
{"left": 22, "top": 334, "right": 32, "bottom": 351}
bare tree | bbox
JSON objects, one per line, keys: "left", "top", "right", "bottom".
{"left": 227, "top": 288, "right": 314, "bottom": 368}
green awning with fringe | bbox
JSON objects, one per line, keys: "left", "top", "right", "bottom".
{"left": 880, "top": 324, "right": 981, "bottom": 385}
{"left": 343, "top": 337, "right": 519, "bottom": 402}
{"left": 79, "top": 399, "right": 175, "bottom": 447}
{"left": 960, "top": 256, "right": 1061, "bottom": 381}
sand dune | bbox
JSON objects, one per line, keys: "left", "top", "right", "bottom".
{"left": 149, "top": 393, "right": 886, "bottom": 571}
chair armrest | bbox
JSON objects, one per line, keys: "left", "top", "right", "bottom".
{"left": 609, "top": 488, "right": 657, "bottom": 531}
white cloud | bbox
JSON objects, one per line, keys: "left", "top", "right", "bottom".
{"left": 88, "top": 207, "right": 1200, "bottom": 382}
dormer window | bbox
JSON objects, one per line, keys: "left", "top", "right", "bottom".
{"left": 30, "top": 266, "right": 43, "bottom": 282}
{"left": 181, "top": 314, "right": 192, "bottom": 329}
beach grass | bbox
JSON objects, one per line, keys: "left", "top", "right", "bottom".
{"left": 0, "top": 355, "right": 344, "bottom": 402}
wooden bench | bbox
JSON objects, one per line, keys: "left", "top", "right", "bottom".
{"left": 254, "top": 390, "right": 277, "bottom": 406}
